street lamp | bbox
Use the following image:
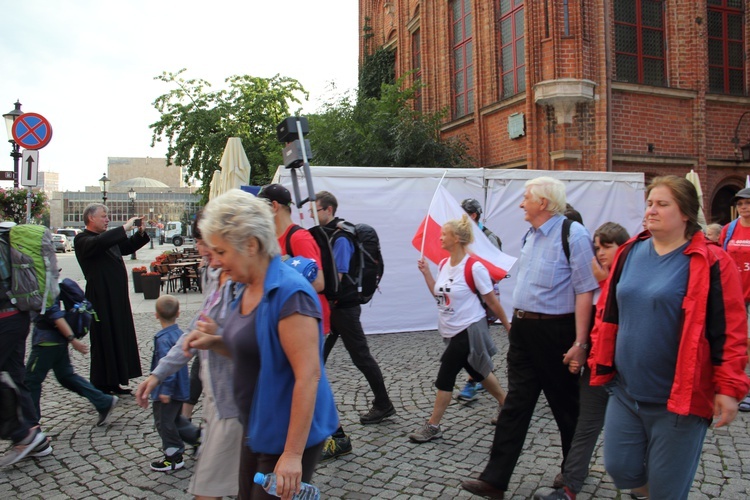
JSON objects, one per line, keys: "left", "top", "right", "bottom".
{"left": 2, "top": 100, "right": 23, "bottom": 189}
{"left": 732, "top": 111, "right": 750, "bottom": 162}
{"left": 128, "top": 188, "right": 137, "bottom": 260}
{"left": 149, "top": 207, "right": 154, "bottom": 249}
{"left": 99, "top": 173, "right": 110, "bottom": 204}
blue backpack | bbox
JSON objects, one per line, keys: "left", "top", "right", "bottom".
{"left": 58, "top": 278, "right": 98, "bottom": 339}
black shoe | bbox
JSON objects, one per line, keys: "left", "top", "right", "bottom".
{"left": 112, "top": 386, "right": 132, "bottom": 395}
{"left": 359, "top": 404, "right": 396, "bottom": 424}
{"left": 150, "top": 453, "right": 184, "bottom": 472}
{"left": 320, "top": 435, "right": 353, "bottom": 461}
{"left": 96, "top": 396, "right": 119, "bottom": 426}
{"left": 460, "top": 479, "right": 505, "bottom": 499}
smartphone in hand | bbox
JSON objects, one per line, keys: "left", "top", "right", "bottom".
{"left": 134, "top": 219, "right": 142, "bottom": 227}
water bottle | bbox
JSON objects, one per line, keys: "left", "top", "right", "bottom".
{"left": 253, "top": 472, "right": 321, "bottom": 499}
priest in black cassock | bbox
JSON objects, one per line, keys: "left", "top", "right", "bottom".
{"left": 75, "top": 203, "right": 149, "bottom": 394}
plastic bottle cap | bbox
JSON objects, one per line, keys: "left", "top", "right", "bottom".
{"left": 253, "top": 472, "right": 265, "bottom": 485}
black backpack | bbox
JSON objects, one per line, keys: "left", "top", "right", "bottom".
{"left": 58, "top": 278, "right": 98, "bottom": 339}
{"left": 285, "top": 224, "right": 340, "bottom": 301}
{"left": 334, "top": 221, "right": 385, "bottom": 305}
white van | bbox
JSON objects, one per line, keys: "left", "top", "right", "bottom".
{"left": 56, "top": 228, "right": 82, "bottom": 248}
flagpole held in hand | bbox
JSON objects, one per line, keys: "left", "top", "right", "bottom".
{"left": 420, "top": 170, "right": 449, "bottom": 259}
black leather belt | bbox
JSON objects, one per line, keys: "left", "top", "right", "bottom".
{"left": 513, "top": 309, "right": 575, "bottom": 321}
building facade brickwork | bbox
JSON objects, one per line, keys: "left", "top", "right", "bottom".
{"left": 359, "top": 0, "right": 750, "bottom": 223}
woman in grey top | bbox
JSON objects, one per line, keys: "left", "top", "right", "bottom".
{"left": 136, "top": 219, "right": 243, "bottom": 500}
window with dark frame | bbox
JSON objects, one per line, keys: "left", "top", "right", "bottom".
{"left": 451, "top": 0, "right": 474, "bottom": 118}
{"left": 498, "top": 0, "right": 526, "bottom": 99}
{"left": 707, "top": 0, "right": 745, "bottom": 95}
{"left": 412, "top": 28, "right": 423, "bottom": 111}
{"left": 614, "top": 0, "right": 666, "bottom": 87}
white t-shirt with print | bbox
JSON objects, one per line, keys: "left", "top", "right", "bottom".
{"left": 434, "top": 254, "right": 493, "bottom": 338}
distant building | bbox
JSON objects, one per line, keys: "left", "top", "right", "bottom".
{"left": 37, "top": 171, "right": 59, "bottom": 196}
{"left": 359, "top": 0, "right": 750, "bottom": 223}
{"left": 50, "top": 157, "right": 200, "bottom": 231}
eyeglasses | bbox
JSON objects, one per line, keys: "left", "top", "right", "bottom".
{"left": 308, "top": 207, "right": 326, "bottom": 214}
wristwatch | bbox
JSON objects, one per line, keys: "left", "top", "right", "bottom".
{"left": 573, "top": 341, "right": 589, "bottom": 350}
{"left": 66, "top": 334, "right": 75, "bottom": 342}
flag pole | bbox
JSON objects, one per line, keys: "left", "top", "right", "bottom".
{"left": 420, "top": 171, "right": 448, "bottom": 258}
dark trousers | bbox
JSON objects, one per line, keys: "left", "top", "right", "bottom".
{"left": 561, "top": 368, "right": 609, "bottom": 493}
{"left": 0, "top": 311, "right": 37, "bottom": 443}
{"left": 25, "top": 343, "right": 114, "bottom": 425}
{"left": 479, "top": 316, "right": 580, "bottom": 490}
{"left": 324, "top": 305, "right": 391, "bottom": 409}
{"left": 238, "top": 440, "right": 325, "bottom": 499}
{"left": 152, "top": 400, "right": 200, "bottom": 455}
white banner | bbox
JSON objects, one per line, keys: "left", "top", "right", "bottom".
{"left": 274, "top": 167, "right": 645, "bottom": 334}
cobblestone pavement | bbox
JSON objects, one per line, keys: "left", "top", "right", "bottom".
{"left": 1, "top": 246, "right": 749, "bottom": 498}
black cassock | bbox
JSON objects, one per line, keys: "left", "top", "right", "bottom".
{"left": 74, "top": 227, "right": 149, "bottom": 388}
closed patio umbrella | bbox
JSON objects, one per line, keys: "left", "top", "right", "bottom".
{"left": 219, "top": 137, "right": 252, "bottom": 195}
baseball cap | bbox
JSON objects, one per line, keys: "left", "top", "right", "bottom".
{"left": 258, "top": 183, "right": 292, "bottom": 206}
{"left": 461, "top": 198, "right": 483, "bottom": 216}
{"left": 731, "top": 188, "right": 750, "bottom": 205}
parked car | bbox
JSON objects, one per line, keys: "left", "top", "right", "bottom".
{"left": 52, "top": 233, "right": 72, "bottom": 253}
{"left": 56, "top": 228, "right": 81, "bottom": 249}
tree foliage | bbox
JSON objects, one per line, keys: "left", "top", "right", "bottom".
{"left": 150, "top": 69, "right": 307, "bottom": 203}
{"left": 309, "top": 78, "right": 473, "bottom": 169}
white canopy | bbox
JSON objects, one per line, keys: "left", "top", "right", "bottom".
{"left": 274, "top": 166, "right": 645, "bottom": 334}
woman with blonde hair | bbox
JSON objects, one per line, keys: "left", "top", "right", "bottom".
{"left": 183, "top": 189, "right": 338, "bottom": 499}
{"left": 410, "top": 215, "right": 510, "bottom": 443}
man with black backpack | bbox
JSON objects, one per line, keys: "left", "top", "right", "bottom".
{"left": 315, "top": 191, "right": 396, "bottom": 425}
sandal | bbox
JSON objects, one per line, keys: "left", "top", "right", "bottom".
{"left": 738, "top": 395, "right": 750, "bottom": 412}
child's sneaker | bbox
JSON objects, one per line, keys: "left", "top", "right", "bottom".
{"left": 30, "top": 436, "right": 53, "bottom": 457}
{"left": 150, "top": 453, "right": 184, "bottom": 472}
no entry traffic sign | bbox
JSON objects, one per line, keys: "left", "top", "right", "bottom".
{"left": 12, "top": 113, "right": 53, "bottom": 150}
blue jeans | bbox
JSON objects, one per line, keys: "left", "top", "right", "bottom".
{"left": 604, "top": 384, "right": 709, "bottom": 499}
{"left": 24, "top": 343, "right": 114, "bottom": 424}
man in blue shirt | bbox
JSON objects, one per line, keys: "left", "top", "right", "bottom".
{"left": 462, "top": 177, "right": 599, "bottom": 499}
{"left": 315, "top": 191, "right": 396, "bottom": 425}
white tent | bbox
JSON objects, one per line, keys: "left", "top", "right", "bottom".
{"left": 274, "top": 166, "right": 645, "bottom": 334}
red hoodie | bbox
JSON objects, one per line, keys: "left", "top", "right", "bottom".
{"left": 589, "top": 230, "right": 749, "bottom": 419}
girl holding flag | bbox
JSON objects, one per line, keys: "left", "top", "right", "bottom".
{"left": 409, "top": 215, "right": 510, "bottom": 443}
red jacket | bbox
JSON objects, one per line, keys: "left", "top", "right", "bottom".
{"left": 589, "top": 231, "right": 749, "bottom": 419}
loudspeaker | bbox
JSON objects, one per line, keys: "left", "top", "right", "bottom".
{"left": 276, "top": 117, "right": 309, "bottom": 143}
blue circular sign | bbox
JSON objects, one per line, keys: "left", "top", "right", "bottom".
{"left": 12, "top": 113, "right": 53, "bottom": 150}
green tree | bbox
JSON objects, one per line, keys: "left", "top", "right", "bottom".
{"left": 150, "top": 69, "right": 307, "bottom": 203}
{"left": 309, "top": 77, "right": 473, "bottom": 168}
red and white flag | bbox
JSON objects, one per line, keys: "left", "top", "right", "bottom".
{"left": 411, "top": 185, "right": 517, "bottom": 280}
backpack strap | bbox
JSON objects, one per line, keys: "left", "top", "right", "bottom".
{"left": 723, "top": 219, "right": 739, "bottom": 251}
{"left": 562, "top": 218, "right": 572, "bottom": 262}
{"left": 463, "top": 256, "right": 478, "bottom": 294}
{"left": 284, "top": 225, "right": 302, "bottom": 257}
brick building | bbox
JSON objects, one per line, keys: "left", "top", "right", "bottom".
{"left": 359, "top": 0, "right": 750, "bottom": 223}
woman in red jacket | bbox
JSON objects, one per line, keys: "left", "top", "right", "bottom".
{"left": 589, "top": 175, "right": 749, "bottom": 499}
